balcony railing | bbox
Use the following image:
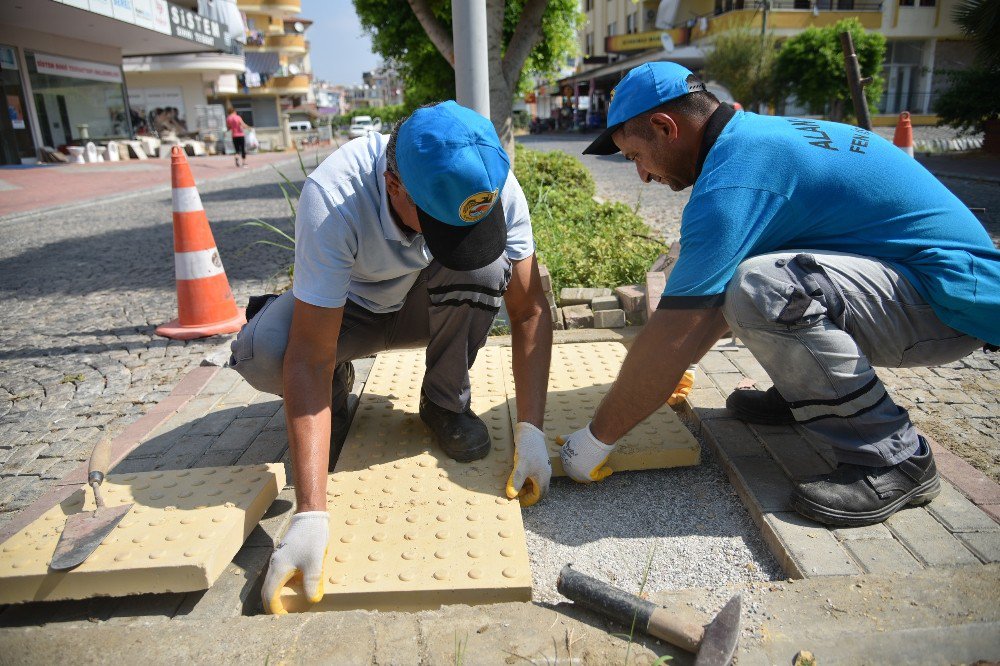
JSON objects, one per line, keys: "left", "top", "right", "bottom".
{"left": 244, "top": 33, "right": 306, "bottom": 51}
{"left": 236, "top": 0, "right": 302, "bottom": 14}
{"left": 714, "top": 0, "right": 881, "bottom": 12}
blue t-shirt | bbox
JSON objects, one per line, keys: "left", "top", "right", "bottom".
{"left": 662, "top": 110, "right": 1000, "bottom": 345}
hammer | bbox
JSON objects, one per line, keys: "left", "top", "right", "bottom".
{"left": 557, "top": 564, "right": 741, "bottom": 666}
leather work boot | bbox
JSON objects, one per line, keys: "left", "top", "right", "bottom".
{"left": 419, "top": 391, "right": 491, "bottom": 462}
{"left": 329, "top": 361, "right": 356, "bottom": 467}
{"left": 726, "top": 386, "right": 795, "bottom": 425}
{"left": 791, "top": 436, "right": 940, "bottom": 527}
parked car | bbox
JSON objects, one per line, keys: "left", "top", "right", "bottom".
{"left": 289, "top": 120, "right": 312, "bottom": 131}
{"left": 348, "top": 115, "right": 383, "bottom": 139}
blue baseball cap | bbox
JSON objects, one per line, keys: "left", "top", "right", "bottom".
{"left": 583, "top": 62, "right": 706, "bottom": 155}
{"left": 396, "top": 101, "right": 510, "bottom": 272}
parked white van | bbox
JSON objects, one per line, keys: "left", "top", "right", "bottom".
{"left": 348, "top": 115, "right": 383, "bottom": 138}
{"left": 289, "top": 120, "right": 312, "bottom": 131}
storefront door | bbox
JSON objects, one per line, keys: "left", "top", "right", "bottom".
{"left": 0, "top": 45, "right": 36, "bottom": 165}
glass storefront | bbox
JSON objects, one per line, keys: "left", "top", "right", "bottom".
{"left": 0, "top": 45, "right": 36, "bottom": 164}
{"left": 26, "top": 51, "right": 131, "bottom": 147}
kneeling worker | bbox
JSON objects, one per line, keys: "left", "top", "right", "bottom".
{"left": 561, "top": 62, "right": 999, "bottom": 528}
{"left": 231, "top": 102, "right": 553, "bottom": 613}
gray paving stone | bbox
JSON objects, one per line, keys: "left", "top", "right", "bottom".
{"left": 699, "top": 351, "right": 740, "bottom": 375}
{"left": 239, "top": 395, "right": 283, "bottom": 418}
{"left": 832, "top": 523, "right": 894, "bottom": 541}
{"left": 764, "top": 512, "right": 861, "bottom": 577}
{"left": 245, "top": 486, "right": 296, "bottom": 548}
{"left": 154, "top": 434, "right": 216, "bottom": 471}
{"left": 756, "top": 431, "right": 835, "bottom": 479}
{"left": 927, "top": 483, "right": 1000, "bottom": 533}
{"left": 208, "top": 416, "right": 270, "bottom": 453}
{"left": 728, "top": 456, "right": 793, "bottom": 512}
{"left": 175, "top": 545, "right": 272, "bottom": 618}
{"left": 842, "top": 537, "right": 923, "bottom": 574}
{"left": 559, "top": 287, "right": 611, "bottom": 305}
{"left": 236, "top": 429, "right": 288, "bottom": 466}
{"left": 955, "top": 531, "right": 1000, "bottom": 563}
{"left": 885, "top": 506, "right": 981, "bottom": 565}
{"left": 191, "top": 450, "right": 243, "bottom": 468}
{"left": 594, "top": 309, "right": 625, "bottom": 329}
{"left": 590, "top": 295, "right": 619, "bottom": 312}
{"left": 701, "top": 418, "right": 767, "bottom": 458}
{"left": 186, "top": 406, "right": 242, "bottom": 437}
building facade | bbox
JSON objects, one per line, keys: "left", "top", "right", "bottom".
{"left": 0, "top": 0, "right": 232, "bottom": 164}
{"left": 544, "top": 0, "right": 972, "bottom": 128}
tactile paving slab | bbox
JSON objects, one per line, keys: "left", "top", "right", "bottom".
{"left": 277, "top": 393, "right": 532, "bottom": 612}
{"left": 361, "top": 347, "right": 508, "bottom": 403}
{"left": 0, "top": 464, "right": 285, "bottom": 604}
{"left": 502, "top": 343, "right": 701, "bottom": 476}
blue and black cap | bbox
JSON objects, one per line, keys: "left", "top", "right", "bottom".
{"left": 583, "top": 62, "right": 706, "bottom": 155}
{"left": 396, "top": 101, "right": 509, "bottom": 272}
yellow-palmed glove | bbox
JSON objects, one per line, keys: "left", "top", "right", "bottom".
{"left": 261, "top": 511, "right": 329, "bottom": 615}
{"left": 667, "top": 365, "right": 697, "bottom": 407}
{"left": 506, "top": 422, "right": 552, "bottom": 507}
{"left": 557, "top": 423, "right": 615, "bottom": 483}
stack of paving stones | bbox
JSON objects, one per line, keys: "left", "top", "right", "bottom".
{"left": 682, "top": 340, "right": 1000, "bottom": 577}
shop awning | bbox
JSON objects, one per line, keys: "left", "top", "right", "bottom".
{"left": 558, "top": 45, "right": 707, "bottom": 90}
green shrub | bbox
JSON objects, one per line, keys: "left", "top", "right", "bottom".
{"left": 513, "top": 144, "right": 662, "bottom": 294}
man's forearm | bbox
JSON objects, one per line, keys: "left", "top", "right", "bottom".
{"left": 590, "top": 309, "right": 718, "bottom": 444}
{"left": 283, "top": 359, "right": 335, "bottom": 513}
{"left": 510, "top": 309, "right": 552, "bottom": 429}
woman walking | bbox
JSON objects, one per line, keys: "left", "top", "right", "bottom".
{"left": 226, "top": 105, "right": 252, "bottom": 167}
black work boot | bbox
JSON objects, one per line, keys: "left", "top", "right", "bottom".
{"left": 418, "top": 391, "right": 490, "bottom": 462}
{"left": 791, "top": 436, "right": 940, "bottom": 527}
{"left": 330, "top": 361, "right": 356, "bottom": 466}
{"left": 726, "top": 386, "right": 795, "bottom": 425}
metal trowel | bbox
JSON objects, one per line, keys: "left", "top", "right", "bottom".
{"left": 50, "top": 437, "right": 133, "bottom": 570}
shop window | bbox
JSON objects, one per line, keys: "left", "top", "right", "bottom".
{"left": 607, "top": 21, "right": 617, "bottom": 36}
{"left": 585, "top": 32, "right": 594, "bottom": 57}
{"left": 626, "top": 12, "right": 637, "bottom": 34}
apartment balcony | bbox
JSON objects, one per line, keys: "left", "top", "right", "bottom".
{"left": 123, "top": 52, "right": 246, "bottom": 76}
{"left": 247, "top": 74, "right": 311, "bottom": 95}
{"left": 244, "top": 33, "right": 307, "bottom": 53}
{"left": 237, "top": 0, "right": 301, "bottom": 15}
{"left": 693, "top": 1, "right": 883, "bottom": 39}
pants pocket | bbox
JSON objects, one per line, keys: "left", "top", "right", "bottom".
{"left": 230, "top": 294, "right": 279, "bottom": 365}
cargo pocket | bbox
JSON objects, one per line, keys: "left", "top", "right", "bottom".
{"left": 230, "top": 294, "right": 279, "bottom": 365}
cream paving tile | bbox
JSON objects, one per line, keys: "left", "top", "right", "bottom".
{"left": 0, "top": 464, "right": 285, "bottom": 604}
{"left": 360, "top": 347, "right": 508, "bottom": 404}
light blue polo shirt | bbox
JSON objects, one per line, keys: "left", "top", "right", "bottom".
{"left": 293, "top": 133, "right": 534, "bottom": 313}
{"left": 661, "top": 109, "right": 1000, "bottom": 346}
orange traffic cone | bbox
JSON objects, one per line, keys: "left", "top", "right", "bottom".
{"left": 893, "top": 111, "right": 914, "bottom": 157}
{"left": 156, "top": 147, "right": 246, "bottom": 340}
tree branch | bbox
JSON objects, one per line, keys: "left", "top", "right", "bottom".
{"left": 501, "top": 0, "right": 550, "bottom": 85}
{"left": 406, "top": 0, "right": 455, "bottom": 66}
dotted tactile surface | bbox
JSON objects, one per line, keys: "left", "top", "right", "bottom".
{"left": 502, "top": 343, "right": 700, "bottom": 475}
{"left": 0, "top": 464, "right": 284, "bottom": 604}
{"left": 277, "top": 389, "right": 532, "bottom": 612}
{"left": 361, "top": 347, "right": 508, "bottom": 403}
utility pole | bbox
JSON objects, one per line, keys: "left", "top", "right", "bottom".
{"left": 757, "top": 0, "right": 770, "bottom": 113}
{"left": 452, "top": 0, "right": 490, "bottom": 119}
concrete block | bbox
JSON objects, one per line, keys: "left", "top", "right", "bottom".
{"left": 614, "top": 284, "right": 646, "bottom": 314}
{"left": 0, "top": 464, "right": 285, "bottom": 604}
{"left": 885, "top": 507, "right": 981, "bottom": 567}
{"left": 590, "top": 295, "right": 619, "bottom": 312}
{"left": 645, "top": 271, "right": 666, "bottom": 320}
{"left": 277, "top": 394, "right": 531, "bottom": 613}
{"left": 927, "top": 482, "right": 1000, "bottom": 533}
{"left": 562, "top": 305, "right": 593, "bottom": 329}
{"left": 842, "top": 538, "right": 923, "bottom": 574}
{"left": 559, "top": 287, "right": 611, "bottom": 306}
{"left": 764, "top": 512, "right": 862, "bottom": 578}
{"left": 594, "top": 309, "right": 626, "bottom": 329}
{"left": 955, "top": 531, "right": 1000, "bottom": 563}
{"left": 545, "top": 290, "right": 557, "bottom": 310}
{"left": 625, "top": 309, "right": 647, "bottom": 326}
{"left": 538, "top": 264, "right": 551, "bottom": 294}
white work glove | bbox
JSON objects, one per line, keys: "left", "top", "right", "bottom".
{"left": 506, "top": 422, "right": 552, "bottom": 507}
{"left": 261, "top": 511, "right": 329, "bottom": 615}
{"left": 558, "top": 423, "right": 616, "bottom": 483}
{"left": 667, "top": 365, "right": 697, "bottom": 407}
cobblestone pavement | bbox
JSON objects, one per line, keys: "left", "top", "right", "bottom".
{"left": 0, "top": 152, "right": 329, "bottom": 527}
{"left": 519, "top": 133, "right": 999, "bottom": 483}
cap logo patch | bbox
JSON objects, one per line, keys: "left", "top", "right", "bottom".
{"left": 459, "top": 189, "right": 499, "bottom": 222}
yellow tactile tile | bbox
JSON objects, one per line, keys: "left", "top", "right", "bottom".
{"left": 277, "top": 395, "right": 532, "bottom": 612}
{"left": 361, "top": 347, "right": 508, "bottom": 403}
{"left": 503, "top": 342, "right": 700, "bottom": 475}
{"left": 0, "top": 464, "right": 285, "bottom": 605}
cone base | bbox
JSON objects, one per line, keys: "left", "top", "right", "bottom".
{"left": 156, "top": 308, "right": 247, "bottom": 341}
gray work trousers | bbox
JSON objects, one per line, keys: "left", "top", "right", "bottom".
{"left": 229, "top": 254, "right": 512, "bottom": 413}
{"left": 722, "top": 250, "right": 983, "bottom": 467}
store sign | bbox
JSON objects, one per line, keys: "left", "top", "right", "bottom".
{"left": 151, "top": 0, "right": 171, "bottom": 35}
{"left": 112, "top": 0, "right": 135, "bottom": 23}
{"left": 34, "top": 53, "right": 123, "bottom": 83}
{"left": 132, "top": 0, "right": 155, "bottom": 29}
{"left": 0, "top": 46, "right": 17, "bottom": 70}
{"left": 168, "top": 4, "right": 224, "bottom": 49}
{"left": 606, "top": 30, "right": 673, "bottom": 53}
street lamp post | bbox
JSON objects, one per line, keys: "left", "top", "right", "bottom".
{"left": 452, "top": 0, "right": 490, "bottom": 118}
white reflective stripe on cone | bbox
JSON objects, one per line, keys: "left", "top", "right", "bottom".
{"left": 175, "top": 248, "right": 225, "bottom": 280}
{"left": 172, "top": 186, "right": 204, "bottom": 213}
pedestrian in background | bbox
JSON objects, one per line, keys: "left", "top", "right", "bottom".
{"left": 226, "top": 104, "right": 252, "bottom": 168}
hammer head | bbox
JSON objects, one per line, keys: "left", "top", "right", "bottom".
{"left": 694, "top": 593, "right": 742, "bottom": 666}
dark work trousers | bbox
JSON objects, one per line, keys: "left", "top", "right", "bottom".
{"left": 229, "top": 254, "right": 512, "bottom": 419}
{"left": 722, "top": 250, "right": 983, "bottom": 467}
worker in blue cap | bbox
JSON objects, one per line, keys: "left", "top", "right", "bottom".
{"left": 560, "top": 62, "right": 1000, "bottom": 529}
{"left": 230, "top": 101, "right": 554, "bottom": 613}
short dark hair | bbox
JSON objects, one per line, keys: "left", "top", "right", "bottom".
{"left": 621, "top": 76, "right": 719, "bottom": 141}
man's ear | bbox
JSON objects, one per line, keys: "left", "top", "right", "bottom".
{"left": 648, "top": 112, "right": 678, "bottom": 143}
{"left": 384, "top": 170, "right": 402, "bottom": 196}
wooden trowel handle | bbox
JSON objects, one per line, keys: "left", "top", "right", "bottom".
{"left": 88, "top": 437, "right": 112, "bottom": 485}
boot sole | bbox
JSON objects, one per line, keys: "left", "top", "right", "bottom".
{"left": 791, "top": 474, "right": 941, "bottom": 527}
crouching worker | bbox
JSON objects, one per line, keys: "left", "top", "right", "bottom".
{"left": 559, "top": 62, "right": 999, "bottom": 529}
{"left": 229, "top": 102, "right": 554, "bottom": 613}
